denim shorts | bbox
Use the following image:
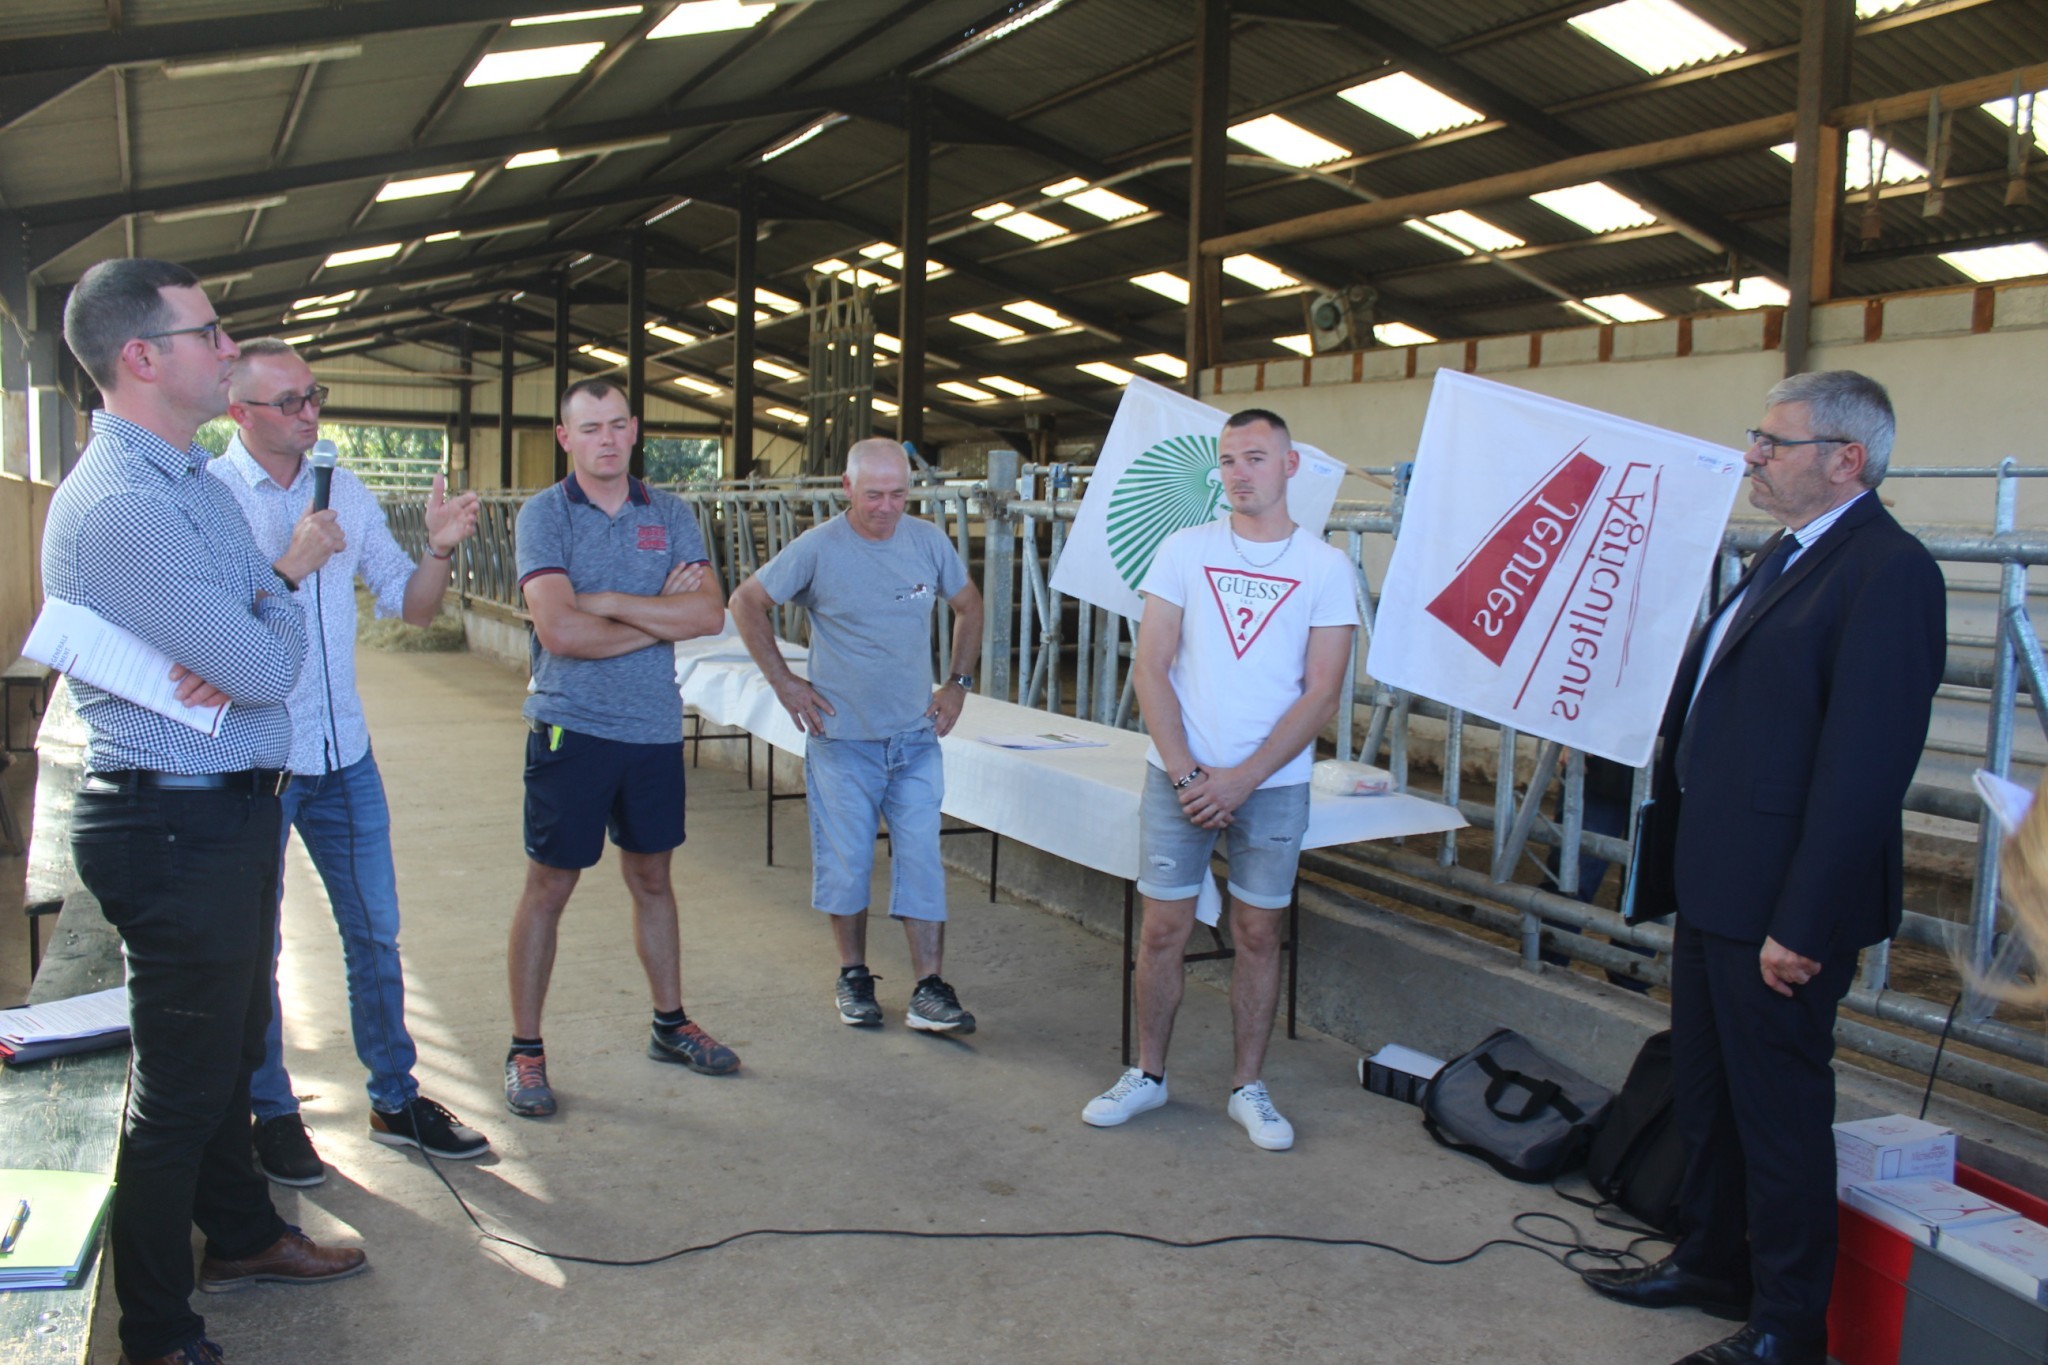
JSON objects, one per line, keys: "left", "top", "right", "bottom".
{"left": 524, "top": 725, "right": 686, "bottom": 869}
{"left": 1135, "top": 764, "right": 1309, "bottom": 910}
{"left": 805, "top": 728, "right": 947, "bottom": 921}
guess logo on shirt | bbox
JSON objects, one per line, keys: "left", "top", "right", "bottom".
{"left": 1204, "top": 567, "right": 1300, "bottom": 658}
{"left": 636, "top": 524, "right": 668, "bottom": 553}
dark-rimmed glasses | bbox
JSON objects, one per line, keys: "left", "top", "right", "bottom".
{"left": 1745, "top": 428, "right": 1850, "bottom": 458}
{"left": 239, "top": 385, "right": 330, "bottom": 417}
{"left": 137, "top": 320, "right": 224, "bottom": 350}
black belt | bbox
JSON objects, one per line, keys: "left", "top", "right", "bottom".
{"left": 84, "top": 768, "right": 291, "bottom": 796}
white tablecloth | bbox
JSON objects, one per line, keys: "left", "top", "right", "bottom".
{"left": 675, "top": 633, "right": 1467, "bottom": 883}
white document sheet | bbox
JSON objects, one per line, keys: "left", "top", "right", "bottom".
{"left": 22, "top": 598, "right": 227, "bottom": 736}
{"left": 0, "top": 986, "right": 129, "bottom": 1047}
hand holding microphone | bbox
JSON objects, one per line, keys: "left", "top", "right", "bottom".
{"left": 274, "top": 440, "right": 347, "bottom": 587}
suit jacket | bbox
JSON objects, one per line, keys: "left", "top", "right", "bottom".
{"left": 1633, "top": 494, "right": 1946, "bottom": 959}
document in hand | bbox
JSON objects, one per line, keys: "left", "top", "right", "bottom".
{"left": 0, "top": 1170, "right": 114, "bottom": 1291}
{"left": 0, "top": 987, "right": 131, "bottom": 1066}
{"left": 21, "top": 598, "right": 227, "bottom": 736}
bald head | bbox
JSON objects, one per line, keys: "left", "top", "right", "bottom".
{"left": 842, "top": 438, "right": 912, "bottom": 541}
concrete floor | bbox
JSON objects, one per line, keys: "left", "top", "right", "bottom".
{"left": 87, "top": 648, "right": 1729, "bottom": 1364}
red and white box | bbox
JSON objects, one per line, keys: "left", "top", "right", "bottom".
{"left": 1844, "top": 1176, "right": 2021, "bottom": 1248}
{"left": 1834, "top": 1114, "right": 1956, "bottom": 1195}
{"left": 1936, "top": 1217, "right": 2048, "bottom": 1305}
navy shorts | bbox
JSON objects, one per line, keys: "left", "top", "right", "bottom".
{"left": 523, "top": 724, "right": 686, "bottom": 869}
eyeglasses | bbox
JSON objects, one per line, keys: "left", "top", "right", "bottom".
{"left": 239, "top": 385, "right": 330, "bottom": 417}
{"left": 137, "top": 320, "right": 225, "bottom": 350}
{"left": 1744, "top": 428, "right": 1850, "bottom": 458}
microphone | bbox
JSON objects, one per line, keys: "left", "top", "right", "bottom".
{"left": 309, "top": 439, "right": 338, "bottom": 513}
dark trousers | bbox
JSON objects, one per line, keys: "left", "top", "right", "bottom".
{"left": 1669, "top": 920, "right": 1855, "bottom": 1341}
{"left": 72, "top": 785, "right": 290, "bottom": 1359}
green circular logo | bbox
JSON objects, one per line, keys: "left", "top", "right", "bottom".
{"left": 1106, "top": 433, "right": 1225, "bottom": 593}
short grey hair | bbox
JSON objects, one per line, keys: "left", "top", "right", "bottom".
{"left": 229, "top": 338, "right": 305, "bottom": 397}
{"left": 844, "top": 437, "right": 909, "bottom": 481}
{"left": 63, "top": 257, "right": 201, "bottom": 392}
{"left": 1765, "top": 369, "right": 1896, "bottom": 486}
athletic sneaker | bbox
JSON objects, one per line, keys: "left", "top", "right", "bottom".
{"left": 1082, "top": 1068, "right": 1168, "bottom": 1127}
{"left": 905, "top": 976, "right": 975, "bottom": 1034}
{"left": 504, "top": 1051, "right": 557, "bottom": 1118}
{"left": 836, "top": 966, "right": 884, "bottom": 1026}
{"left": 1228, "top": 1080, "right": 1295, "bottom": 1151}
{"left": 369, "top": 1096, "right": 490, "bottom": 1160}
{"left": 648, "top": 1021, "right": 741, "bottom": 1074}
{"left": 252, "top": 1113, "right": 325, "bottom": 1187}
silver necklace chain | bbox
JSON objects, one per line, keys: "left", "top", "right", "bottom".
{"left": 1228, "top": 522, "right": 1294, "bottom": 569}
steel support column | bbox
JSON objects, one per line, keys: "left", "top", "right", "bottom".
{"left": 733, "top": 175, "right": 758, "bottom": 479}
{"left": 1784, "top": 0, "right": 1852, "bottom": 376}
{"left": 898, "top": 84, "right": 931, "bottom": 453}
{"left": 1185, "top": 0, "right": 1229, "bottom": 394}
{"left": 498, "top": 315, "right": 515, "bottom": 490}
{"left": 627, "top": 227, "right": 647, "bottom": 479}
{"left": 552, "top": 270, "right": 570, "bottom": 481}
{"left": 0, "top": 212, "right": 27, "bottom": 479}
{"left": 456, "top": 325, "right": 474, "bottom": 490}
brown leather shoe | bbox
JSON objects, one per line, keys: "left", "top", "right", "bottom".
{"left": 197, "top": 1227, "right": 367, "bottom": 1294}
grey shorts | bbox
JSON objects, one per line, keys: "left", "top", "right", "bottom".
{"left": 1135, "top": 765, "right": 1309, "bottom": 910}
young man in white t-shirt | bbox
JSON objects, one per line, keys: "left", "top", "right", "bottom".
{"left": 1082, "top": 408, "right": 1359, "bottom": 1150}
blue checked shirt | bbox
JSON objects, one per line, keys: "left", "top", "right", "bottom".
{"left": 40, "top": 412, "right": 306, "bottom": 774}
{"left": 211, "top": 436, "right": 418, "bottom": 775}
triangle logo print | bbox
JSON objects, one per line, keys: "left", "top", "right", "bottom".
{"left": 1204, "top": 566, "right": 1300, "bottom": 659}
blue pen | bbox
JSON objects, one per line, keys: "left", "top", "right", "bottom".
{"left": 0, "top": 1199, "right": 26, "bottom": 1254}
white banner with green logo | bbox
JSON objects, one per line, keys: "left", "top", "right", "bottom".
{"left": 1051, "top": 378, "right": 1348, "bottom": 619}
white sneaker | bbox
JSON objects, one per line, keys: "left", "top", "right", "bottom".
{"left": 1227, "top": 1080, "right": 1294, "bottom": 1151}
{"left": 1082, "top": 1068, "right": 1167, "bottom": 1127}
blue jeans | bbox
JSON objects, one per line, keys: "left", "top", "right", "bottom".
{"left": 252, "top": 751, "right": 418, "bottom": 1118}
{"left": 804, "top": 729, "right": 947, "bottom": 921}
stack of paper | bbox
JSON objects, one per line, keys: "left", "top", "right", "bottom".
{"left": 1843, "top": 1176, "right": 2021, "bottom": 1247}
{"left": 0, "top": 987, "right": 130, "bottom": 1066}
{"left": 0, "top": 1170, "right": 113, "bottom": 1291}
{"left": 1939, "top": 1218, "right": 2048, "bottom": 1304}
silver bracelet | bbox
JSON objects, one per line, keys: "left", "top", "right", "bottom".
{"left": 1172, "top": 766, "right": 1205, "bottom": 790}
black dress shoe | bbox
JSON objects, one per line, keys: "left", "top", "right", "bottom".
{"left": 1672, "top": 1324, "right": 1828, "bottom": 1365}
{"left": 1582, "top": 1255, "right": 1751, "bottom": 1319}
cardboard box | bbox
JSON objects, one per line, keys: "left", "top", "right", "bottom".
{"left": 1937, "top": 1218, "right": 2048, "bottom": 1306}
{"left": 1359, "top": 1044, "right": 1444, "bottom": 1107}
{"left": 1844, "top": 1177, "right": 2021, "bottom": 1248}
{"left": 1835, "top": 1114, "right": 1956, "bottom": 1195}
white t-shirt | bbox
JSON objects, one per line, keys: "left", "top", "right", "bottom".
{"left": 1138, "top": 520, "right": 1361, "bottom": 789}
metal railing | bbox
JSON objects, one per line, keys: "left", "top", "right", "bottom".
{"left": 387, "top": 457, "right": 2048, "bottom": 1112}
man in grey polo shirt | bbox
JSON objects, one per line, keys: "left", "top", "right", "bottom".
{"left": 504, "top": 377, "right": 734, "bottom": 1119}
{"left": 730, "top": 438, "right": 985, "bottom": 1033}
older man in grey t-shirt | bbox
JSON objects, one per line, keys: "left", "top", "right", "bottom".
{"left": 731, "top": 439, "right": 985, "bottom": 1033}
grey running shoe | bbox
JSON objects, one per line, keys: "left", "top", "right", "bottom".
{"left": 504, "top": 1051, "right": 557, "bottom": 1118}
{"left": 906, "top": 975, "right": 976, "bottom": 1034}
{"left": 647, "top": 1021, "right": 741, "bottom": 1074}
{"left": 836, "top": 967, "right": 884, "bottom": 1026}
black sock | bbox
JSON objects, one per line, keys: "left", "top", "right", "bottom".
{"left": 1145, "top": 1072, "right": 1164, "bottom": 1085}
{"left": 508, "top": 1037, "right": 543, "bottom": 1059}
{"left": 653, "top": 1007, "right": 689, "bottom": 1035}
{"left": 839, "top": 963, "right": 869, "bottom": 978}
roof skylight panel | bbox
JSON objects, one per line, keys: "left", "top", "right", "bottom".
{"left": 754, "top": 358, "right": 802, "bottom": 380}
{"left": 648, "top": 0, "right": 774, "bottom": 39}
{"left": 513, "top": 7, "right": 645, "bottom": 26}
{"left": 1221, "top": 256, "right": 1299, "bottom": 290}
{"left": 1940, "top": 242, "right": 2048, "bottom": 282}
{"left": 672, "top": 375, "right": 723, "bottom": 395}
{"left": 764, "top": 406, "right": 808, "bottom": 424}
{"left": 1694, "top": 278, "right": 1791, "bottom": 309}
{"left": 1130, "top": 272, "right": 1190, "bottom": 303}
{"left": 1042, "top": 178, "right": 1146, "bottom": 221}
{"left": 1273, "top": 334, "right": 1313, "bottom": 356}
{"left": 1337, "top": 73, "right": 1485, "bottom": 140}
{"left": 1002, "top": 301, "right": 1072, "bottom": 329}
{"left": 1374, "top": 323, "right": 1436, "bottom": 346}
{"left": 1583, "top": 294, "right": 1665, "bottom": 322}
{"left": 464, "top": 43, "right": 604, "bottom": 86}
{"left": 1566, "top": 0, "right": 1746, "bottom": 75}
{"left": 937, "top": 381, "right": 997, "bottom": 402}
{"left": 1404, "top": 211, "right": 1526, "bottom": 256}
{"left": 1132, "top": 353, "right": 1187, "bottom": 378}
{"left": 323, "top": 243, "right": 403, "bottom": 268}
{"left": 1076, "top": 362, "right": 1134, "bottom": 384}
{"left": 1978, "top": 91, "right": 2045, "bottom": 155}
{"left": 980, "top": 376, "right": 1042, "bottom": 397}
{"left": 951, "top": 312, "right": 1026, "bottom": 339}
{"left": 973, "top": 203, "right": 1069, "bottom": 242}
{"left": 377, "top": 172, "right": 475, "bottom": 201}
{"left": 1769, "top": 128, "right": 1926, "bottom": 189}
{"left": 1227, "top": 114, "right": 1351, "bottom": 168}
{"left": 1530, "top": 182, "right": 1657, "bottom": 232}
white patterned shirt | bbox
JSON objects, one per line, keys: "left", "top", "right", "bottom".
{"left": 210, "top": 436, "right": 419, "bottom": 775}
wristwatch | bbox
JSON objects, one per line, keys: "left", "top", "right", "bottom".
{"left": 949, "top": 674, "right": 974, "bottom": 690}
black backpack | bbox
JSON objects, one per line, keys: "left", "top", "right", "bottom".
{"left": 1584, "top": 1030, "right": 1685, "bottom": 1234}
{"left": 1420, "top": 1029, "right": 1613, "bottom": 1183}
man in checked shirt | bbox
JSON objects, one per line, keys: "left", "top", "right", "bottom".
{"left": 41, "top": 260, "right": 366, "bottom": 1365}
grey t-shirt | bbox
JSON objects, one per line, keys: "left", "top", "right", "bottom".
{"left": 516, "top": 474, "right": 709, "bottom": 743}
{"left": 753, "top": 513, "right": 969, "bottom": 741}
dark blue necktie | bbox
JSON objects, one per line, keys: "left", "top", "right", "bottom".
{"left": 1677, "top": 532, "right": 1800, "bottom": 788}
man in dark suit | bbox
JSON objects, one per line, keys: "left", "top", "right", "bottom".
{"left": 1584, "top": 371, "right": 1946, "bottom": 1365}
